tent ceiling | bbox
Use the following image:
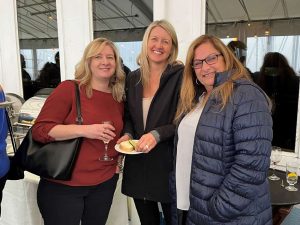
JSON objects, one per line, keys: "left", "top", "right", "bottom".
{"left": 17, "top": 0, "right": 153, "bottom": 39}
{"left": 207, "top": 0, "right": 300, "bottom": 24}
{"left": 207, "top": 0, "right": 300, "bottom": 38}
{"left": 17, "top": 0, "right": 300, "bottom": 40}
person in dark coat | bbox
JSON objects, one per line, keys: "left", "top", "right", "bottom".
{"left": 20, "top": 54, "right": 31, "bottom": 82}
{"left": 36, "top": 51, "right": 61, "bottom": 90}
{"left": 227, "top": 40, "right": 253, "bottom": 78}
{"left": 256, "top": 52, "right": 299, "bottom": 150}
{"left": 171, "top": 35, "right": 273, "bottom": 225}
{"left": 20, "top": 54, "right": 34, "bottom": 100}
{"left": 117, "top": 20, "right": 184, "bottom": 225}
{"left": 120, "top": 57, "right": 131, "bottom": 76}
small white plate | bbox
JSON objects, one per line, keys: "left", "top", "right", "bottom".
{"left": 115, "top": 144, "right": 143, "bottom": 155}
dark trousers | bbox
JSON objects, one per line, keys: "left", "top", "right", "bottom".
{"left": 0, "top": 175, "right": 7, "bottom": 217}
{"left": 134, "top": 198, "right": 171, "bottom": 225}
{"left": 177, "top": 209, "right": 188, "bottom": 225}
{"left": 37, "top": 174, "right": 118, "bottom": 225}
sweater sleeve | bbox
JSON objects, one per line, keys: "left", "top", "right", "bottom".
{"left": 208, "top": 85, "right": 272, "bottom": 221}
{"left": 31, "top": 81, "right": 74, "bottom": 143}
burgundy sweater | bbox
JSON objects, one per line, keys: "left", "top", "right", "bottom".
{"left": 32, "top": 81, "right": 124, "bottom": 186}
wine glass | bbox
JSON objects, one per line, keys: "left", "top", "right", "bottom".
{"left": 268, "top": 146, "right": 282, "bottom": 181}
{"left": 285, "top": 161, "right": 298, "bottom": 192}
{"left": 99, "top": 121, "right": 114, "bottom": 161}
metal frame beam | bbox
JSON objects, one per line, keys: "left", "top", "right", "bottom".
{"left": 129, "top": 0, "right": 152, "bottom": 21}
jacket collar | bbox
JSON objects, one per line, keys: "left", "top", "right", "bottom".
{"left": 213, "top": 70, "right": 233, "bottom": 88}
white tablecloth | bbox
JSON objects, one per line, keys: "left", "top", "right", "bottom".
{"left": 0, "top": 173, "right": 140, "bottom": 225}
{"left": 0, "top": 172, "right": 42, "bottom": 225}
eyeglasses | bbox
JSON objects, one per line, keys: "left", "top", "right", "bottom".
{"left": 192, "top": 53, "right": 223, "bottom": 69}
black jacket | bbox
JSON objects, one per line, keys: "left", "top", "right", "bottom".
{"left": 122, "top": 63, "right": 184, "bottom": 202}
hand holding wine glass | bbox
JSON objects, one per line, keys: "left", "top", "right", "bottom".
{"left": 268, "top": 146, "right": 282, "bottom": 181}
{"left": 99, "top": 121, "right": 115, "bottom": 161}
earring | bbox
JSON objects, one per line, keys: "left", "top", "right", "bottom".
{"left": 195, "top": 78, "right": 200, "bottom": 85}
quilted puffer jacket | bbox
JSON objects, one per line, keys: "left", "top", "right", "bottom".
{"left": 171, "top": 71, "right": 273, "bottom": 225}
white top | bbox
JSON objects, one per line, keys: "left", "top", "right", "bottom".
{"left": 176, "top": 96, "right": 205, "bottom": 210}
{"left": 142, "top": 97, "right": 153, "bottom": 129}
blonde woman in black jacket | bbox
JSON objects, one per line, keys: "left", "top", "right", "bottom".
{"left": 117, "top": 20, "right": 183, "bottom": 225}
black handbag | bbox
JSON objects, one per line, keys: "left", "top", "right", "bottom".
{"left": 5, "top": 110, "right": 24, "bottom": 180}
{"left": 14, "top": 81, "right": 83, "bottom": 180}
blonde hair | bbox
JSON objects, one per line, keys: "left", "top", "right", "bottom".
{"left": 175, "top": 35, "right": 250, "bottom": 121}
{"left": 74, "top": 37, "right": 125, "bottom": 102}
{"left": 137, "top": 20, "right": 179, "bottom": 86}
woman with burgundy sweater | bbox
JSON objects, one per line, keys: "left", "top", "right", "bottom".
{"left": 32, "top": 38, "right": 125, "bottom": 225}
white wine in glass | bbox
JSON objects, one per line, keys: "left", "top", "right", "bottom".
{"left": 268, "top": 146, "right": 282, "bottom": 181}
{"left": 99, "top": 121, "right": 114, "bottom": 161}
{"left": 285, "top": 161, "right": 298, "bottom": 192}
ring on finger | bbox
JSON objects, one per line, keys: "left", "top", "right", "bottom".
{"left": 145, "top": 144, "right": 149, "bottom": 149}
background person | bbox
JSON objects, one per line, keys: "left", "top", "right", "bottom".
{"left": 0, "top": 84, "right": 10, "bottom": 216}
{"left": 172, "top": 35, "right": 272, "bottom": 225}
{"left": 227, "top": 40, "right": 253, "bottom": 78}
{"left": 31, "top": 38, "right": 125, "bottom": 225}
{"left": 36, "top": 51, "right": 61, "bottom": 90}
{"left": 20, "top": 54, "right": 31, "bottom": 82}
{"left": 20, "top": 54, "right": 34, "bottom": 100}
{"left": 117, "top": 20, "right": 184, "bottom": 225}
{"left": 256, "top": 52, "right": 299, "bottom": 150}
{"left": 120, "top": 57, "right": 131, "bottom": 76}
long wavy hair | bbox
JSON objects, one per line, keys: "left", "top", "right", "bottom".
{"left": 137, "top": 20, "right": 179, "bottom": 86}
{"left": 257, "top": 52, "right": 297, "bottom": 95}
{"left": 75, "top": 38, "right": 125, "bottom": 102}
{"left": 175, "top": 35, "right": 250, "bottom": 121}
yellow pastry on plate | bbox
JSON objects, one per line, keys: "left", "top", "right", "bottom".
{"left": 119, "top": 140, "right": 138, "bottom": 152}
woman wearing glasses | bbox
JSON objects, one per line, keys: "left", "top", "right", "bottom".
{"left": 171, "top": 35, "right": 273, "bottom": 225}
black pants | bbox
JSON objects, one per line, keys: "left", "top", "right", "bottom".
{"left": 37, "top": 174, "right": 118, "bottom": 225}
{"left": 0, "top": 175, "right": 7, "bottom": 217}
{"left": 177, "top": 209, "right": 188, "bottom": 225}
{"left": 134, "top": 198, "right": 171, "bottom": 225}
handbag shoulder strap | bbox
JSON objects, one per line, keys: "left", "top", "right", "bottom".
{"left": 5, "top": 110, "right": 17, "bottom": 153}
{"left": 73, "top": 81, "right": 83, "bottom": 125}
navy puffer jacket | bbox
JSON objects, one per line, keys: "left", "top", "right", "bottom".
{"left": 171, "top": 71, "right": 273, "bottom": 225}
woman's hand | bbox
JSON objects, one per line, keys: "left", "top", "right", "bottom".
{"left": 83, "top": 124, "right": 116, "bottom": 142}
{"left": 136, "top": 133, "right": 157, "bottom": 153}
{"left": 117, "top": 134, "right": 131, "bottom": 144}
